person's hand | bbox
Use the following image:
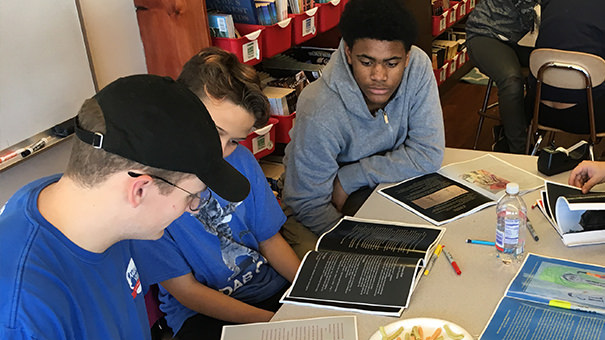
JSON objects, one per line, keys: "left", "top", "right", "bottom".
{"left": 568, "top": 161, "right": 605, "bottom": 193}
{"left": 331, "top": 176, "right": 348, "bottom": 212}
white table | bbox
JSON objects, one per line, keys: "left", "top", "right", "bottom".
{"left": 272, "top": 148, "right": 605, "bottom": 339}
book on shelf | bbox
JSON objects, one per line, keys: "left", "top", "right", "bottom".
{"left": 535, "top": 181, "right": 605, "bottom": 247}
{"left": 207, "top": 12, "right": 236, "bottom": 38}
{"left": 280, "top": 216, "right": 445, "bottom": 317}
{"left": 480, "top": 253, "right": 605, "bottom": 339}
{"left": 263, "top": 86, "right": 297, "bottom": 116}
{"left": 206, "top": 0, "right": 259, "bottom": 25}
{"left": 379, "top": 154, "right": 544, "bottom": 225}
{"left": 220, "top": 315, "right": 358, "bottom": 340}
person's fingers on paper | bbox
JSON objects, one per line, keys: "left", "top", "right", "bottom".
{"left": 569, "top": 161, "right": 605, "bottom": 193}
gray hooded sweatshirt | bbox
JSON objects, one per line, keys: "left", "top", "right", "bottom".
{"left": 283, "top": 41, "right": 445, "bottom": 235}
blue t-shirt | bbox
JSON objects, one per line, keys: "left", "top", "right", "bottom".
{"left": 133, "top": 146, "right": 288, "bottom": 334}
{"left": 0, "top": 175, "right": 150, "bottom": 340}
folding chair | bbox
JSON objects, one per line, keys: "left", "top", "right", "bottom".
{"left": 525, "top": 48, "right": 605, "bottom": 160}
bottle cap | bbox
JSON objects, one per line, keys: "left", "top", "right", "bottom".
{"left": 506, "top": 182, "right": 519, "bottom": 195}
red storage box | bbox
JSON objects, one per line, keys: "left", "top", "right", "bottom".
{"left": 289, "top": 8, "right": 318, "bottom": 45}
{"left": 240, "top": 117, "right": 278, "bottom": 159}
{"left": 457, "top": 0, "right": 467, "bottom": 20}
{"left": 447, "top": 58, "right": 457, "bottom": 78}
{"left": 467, "top": 0, "right": 476, "bottom": 13}
{"left": 236, "top": 18, "right": 292, "bottom": 59}
{"left": 315, "top": 0, "right": 341, "bottom": 33}
{"left": 271, "top": 112, "right": 296, "bottom": 144}
{"left": 212, "top": 29, "right": 262, "bottom": 66}
{"left": 341, "top": 0, "right": 349, "bottom": 13}
{"left": 457, "top": 48, "right": 467, "bottom": 68}
{"left": 432, "top": 12, "right": 447, "bottom": 37}
{"left": 434, "top": 62, "right": 448, "bottom": 86}
{"left": 447, "top": 2, "right": 459, "bottom": 27}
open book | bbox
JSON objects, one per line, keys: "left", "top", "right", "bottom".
{"left": 280, "top": 217, "right": 445, "bottom": 316}
{"left": 379, "top": 154, "right": 544, "bottom": 225}
{"left": 480, "top": 254, "right": 605, "bottom": 339}
{"left": 220, "top": 315, "right": 358, "bottom": 340}
{"left": 536, "top": 181, "right": 605, "bottom": 246}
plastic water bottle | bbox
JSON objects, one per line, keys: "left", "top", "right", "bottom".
{"left": 495, "top": 183, "right": 527, "bottom": 264}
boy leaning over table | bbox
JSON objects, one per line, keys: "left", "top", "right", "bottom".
{"left": 0, "top": 74, "right": 250, "bottom": 339}
{"left": 131, "top": 47, "right": 301, "bottom": 340}
{"left": 281, "top": 0, "right": 446, "bottom": 257}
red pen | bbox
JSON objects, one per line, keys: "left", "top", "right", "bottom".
{"left": 443, "top": 248, "right": 461, "bottom": 275}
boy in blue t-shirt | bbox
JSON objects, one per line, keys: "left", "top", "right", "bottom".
{"left": 0, "top": 75, "right": 250, "bottom": 339}
{"left": 132, "top": 48, "right": 301, "bottom": 340}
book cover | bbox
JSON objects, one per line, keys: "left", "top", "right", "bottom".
{"left": 208, "top": 12, "right": 236, "bottom": 38}
{"left": 379, "top": 154, "right": 545, "bottom": 225}
{"left": 206, "top": 0, "right": 259, "bottom": 25}
{"left": 480, "top": 254, "right": 605, "bottom": 339}
{"left": 539, "top": 181, "right": 605, "bottom": 246}
{"left": 280, "top": 216, "right": 445, "bottom": 316}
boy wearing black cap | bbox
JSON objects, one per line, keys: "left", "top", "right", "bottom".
{"left": 0, "top": 75, "right": 248, "bottom": 339}
{"left": 132, "top": 47, "right": 301, "bottom": 340}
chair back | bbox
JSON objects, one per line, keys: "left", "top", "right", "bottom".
{"left": 530, "top": 48, "right": 605, "bottom": 89}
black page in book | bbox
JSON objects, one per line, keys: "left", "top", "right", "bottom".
{"left": 287, "top": 251, "right": 420, "bottom": 308}
{"left": 317, "top": 219, "right": 441, "bottom": 260}
{"left": 381, "top": 173, "right": 493, "bottom": 223}
{"left": 545, "top": 182, "right": 582, "bottom": 221}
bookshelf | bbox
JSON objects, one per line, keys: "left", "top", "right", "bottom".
{"left": 133, "top": 0, "right": 472, "bottom": 90}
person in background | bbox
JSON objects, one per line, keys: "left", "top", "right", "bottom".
{"left": 281, "top": 0, "right": 445, "bottom": 256}
{"left": 0, "top": 74, "right": 249, "bottom": 339}
{"left": 569, "top": 161, "right": 605, "bottom": 194}
{"left": 132, "top": 47, "right": 301, "bottom": 340}
{"left": 527, "top": 0, "right": 605, "bottom": 134}
{"left": 465, "top": 0, "right": 539, "bottom": 153}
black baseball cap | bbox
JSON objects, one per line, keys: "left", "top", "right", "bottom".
{"left": 74, "top": 74, "right": 250, "bottom": 202}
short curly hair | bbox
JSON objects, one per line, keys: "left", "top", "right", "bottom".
{"left": 339, "top": 0, "right": 418, "bottom": 51}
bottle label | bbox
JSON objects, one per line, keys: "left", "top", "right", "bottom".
{"left": 504, "top": 219, "right": 520, "bottom": 246}
{"left": 496, "top": 229, "right": 505, "bottom": 250}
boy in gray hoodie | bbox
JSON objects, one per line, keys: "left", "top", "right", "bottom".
{"left": 282, "top": 0, "right": 445, "bottom": 254}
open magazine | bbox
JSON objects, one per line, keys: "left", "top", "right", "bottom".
{"left": 480, "top": 254, "right": 605, "bottom": 339}
{"left": 535, "top": 181, "right": 605, "bottom": 246}
{"left": 280, "top": 217, "right": 445, "bottom": 316}
{"left": 379, "top": 154, "right": 544, "bottom": 225}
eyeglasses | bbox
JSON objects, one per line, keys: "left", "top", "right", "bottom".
{"left": 128, "top": 171, "right": 212, "bottom": 212}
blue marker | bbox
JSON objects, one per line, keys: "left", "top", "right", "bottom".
{"left": 466, "top": 239, "right": 495, "bottom": 246}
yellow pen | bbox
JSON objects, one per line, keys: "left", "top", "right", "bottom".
{"left": 424, "top": 244, "right": 444, "bottom": 276}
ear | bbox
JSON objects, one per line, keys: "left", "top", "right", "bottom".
{"left": 344, "top": 42, "right": 353, "bottom": 65}
{"left": 127, "top": 174, "right": 152, "bottom": 208}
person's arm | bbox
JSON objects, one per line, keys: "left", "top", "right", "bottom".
{"left": 283, "top": 89, "right": 345, "bottom": 235}
{"left": 568, "top": 161, "right": 605, "bottom": 193}
{"left": 331, "top": 176, "right": 348, "bottom": 212}
{"left": 161, "top": 273, "right": 274, "bottom": 323}
{"left": 259, "top": 233, "right": 301, "bottom": 282}
{"left": 337, "top": 50, "right": 445, "bottom": 195}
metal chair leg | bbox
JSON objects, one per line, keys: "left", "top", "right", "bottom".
{"left": 473, "top": 79, "right": 495, "bottom": 150}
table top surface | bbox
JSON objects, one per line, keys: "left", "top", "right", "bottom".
{"left": 272, "top": 148, "right": 605, "bottom": 339}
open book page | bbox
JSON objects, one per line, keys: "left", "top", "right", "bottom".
{"left": 544, "top": 181, "right": 605, "bottom": 246}
{"left": 480, "top": 254, "right": 605, "bottom": 340}
{"left": 281, "top": 217, "right": 445, "bottom": 316}
{"left": 379, "top": 172, "right": 494, "bottom": 225}
{"left": 220, "top": 315, "right": 358, "bottom": 340}
{"left": 438, "top": 154, "right": 544, "bottom": 200}
{"left": 316, "top": 217, "right": 445, "bottom": 262}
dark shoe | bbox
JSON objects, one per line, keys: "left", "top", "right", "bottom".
{"left": 491, "top": 125, "right": 509, "bottom": 152}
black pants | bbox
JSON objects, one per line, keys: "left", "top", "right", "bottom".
{"left": 467, "top": 36, "right": 534, "bottom": 153}
{"left": 174, "top": 285, "right": 288, "bottom": 340}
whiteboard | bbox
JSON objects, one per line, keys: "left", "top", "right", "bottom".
{"left": 0, "top": 0, "right": 96, "bottom": 150}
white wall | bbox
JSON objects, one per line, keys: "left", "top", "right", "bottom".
{"left": 79, "top": 0, "right": 147, "bottom": 88}
{"left": 0, "top": 0, "right": 147, "bottom": 203}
